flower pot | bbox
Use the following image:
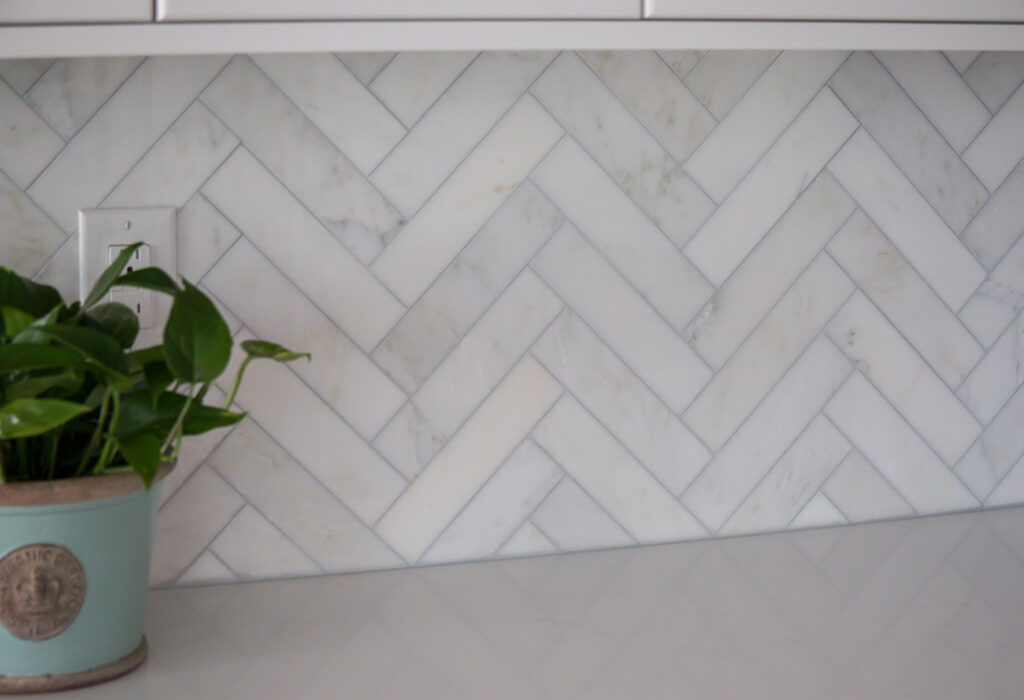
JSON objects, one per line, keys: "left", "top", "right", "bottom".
{"left": 0, "top": 467, "right": 169, "bottom": 694}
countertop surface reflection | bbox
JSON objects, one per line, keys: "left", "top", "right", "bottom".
{"left": 40, "top": 507, "right": 1024, "bottom": 699}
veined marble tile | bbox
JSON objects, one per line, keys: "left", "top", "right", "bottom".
{"left": 958, "top": 229, "right": 1024, "bottom": 346}
{"left": 421, "top": 440, "right": 562, "bottom": 564}
{"left": 827, "top": 210, "right": 983, "bottom": 387}
{"left": 499, "top": 521, "right": 558, "bottom": 558}
{"left": 825, "top": 373, "right": 979, "bottom": 514}
{"left": 24, "top": 57, "right": 142, "bottom": 140}
{"left": 684, "top": 88, "right": 857, "bottom": 286}
{"left": 0, "top": 169, "right": 66, "bottom": 277}
{"left": 685, "top": 253, "right": 854, "bottom": 450}
{"left": 202, "top": 148, "right": 404, "bottom": 352}
{"left": 0, "top": 77, "right": 63, "bottom": 189}
{"left": 963, "top": 82, "right": 1024, "bottom": 194}
{"left": 208, "top": 420, "right": 403, "bottom": 573}
{"left": 963, "top": 51, "right": 1024, "bottom": 112}
{"left": 957, "top": 312, "right": 1024, "bottom": 425}
{"left": 369, "top": 51, "right": 477, "bottom": 128}
{"left": 685, "top": 51, "right": 848, "bottom": 202}
{"left": 721, "top": 415, "right": 851, "bottom": 536}
{"left": 532, "top": 224, "right": 711, "bottom": 413}
{"left": 533, "top": 396, "right": 706, "bottom": 543}
{"left": 531, "top": 137, "right": 712, "bottom": 324}
{"left": 253, "top": 53, "right": 406, "bottom": 174}
{"left": 375, "top": 356, "right": 562, "bottom": 563}
{"left": 202, "top": 56, "right": 405, "bottom": 265}
{"left": 827, "top": 293, "right": 982, "bottom": 465}
{"left": 372, "top": 182, "right": 562, "bottom": 394}
{"left": 372, "top": 95, "right": 562, "bottom": 306}
{"left": 944, "top": 51, "right": 981, "bottom": 74}
{"left": 372, "top": 52, "right": 554, "bottom": 216}
{"left": 831, "top": 53, "right": 987, "bottom": 232}
{"left": 533, "top": 310, "right": 710, "bottom": 496}
{"left": 955, "top": 383, "right": 1024, "bottom": 500}
{"left": 822, "top": 450, "right": 915, "bottom": 522}
{"left": 176, "top": 551, "right": 236, "bottom": 586}
{"left": 986, "top": 454, "right": 1024, "bottom": 507}
{"left": 580, "top": 50, "right": 715, "bottom": 162}
{"left": 875, "top": 52, "right": 989, "bottom": 154}
{"left": 683, "top": 50, "right": 779, "bottom": 121}
{"left": 206, "top": 239, "right": 406, "bottom": 440}
{"left": 531, "top": 478, "right": 633, "bottom": 551}
{"left": 531, "top": 52, "right": 714, "bottom": 246}
{"left": 216, "top": 329, "right": 407, "bottom": 527}
{"left": 27, "top": 55, "right": 228, "bottom": 232}
{"left": 210, "top": 505, "right": 322, "bottom": 580}
{"left": 29, "top": 231, "right": 78, "bottom": 302}
{"left": 657, "top": 50, "right": 704, "bottom": 80}
{"left": 790, "top": 493, "right": 847, "bottom": 530}
{"left": 337, "top": 52, "right": 396, "bottom": 85}
{"left": 682, "top": 336, "right": 853, "bottom": 533}
{"left": 373, "top": 270, "right": 562, "bottom": 479}
{"left": 828, "top": 129, "right": 986, "bottom": 311}
{"left": 176, "top": 193, "right": 241, "bottom": 282}
{"left": 959, "top": 160, "right": 1024, "bottom": 271}
{"left": 0, "top": 59, "right": 54, "bottom": 94}
{"left": 104, "top": 102, "right": 238, "bottom": 209}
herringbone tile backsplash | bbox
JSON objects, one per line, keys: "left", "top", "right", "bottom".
{"left": 2, "top": 50, "right": 1023, "bottom": 586}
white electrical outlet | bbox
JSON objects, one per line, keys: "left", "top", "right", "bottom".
{"left": 79, "top": 207, "right": 176, "bottom": 348}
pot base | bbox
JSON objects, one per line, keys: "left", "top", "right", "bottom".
{"left": 0, "top": 636, "right": 147, "bottom": 694}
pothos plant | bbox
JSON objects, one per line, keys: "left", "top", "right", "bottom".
{"left": 0, "top": 243, "right": 308, "bottom": 487}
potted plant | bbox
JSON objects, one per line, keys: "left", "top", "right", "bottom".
{"left": 0, "top": 243, "right": 306, "bottom": 693}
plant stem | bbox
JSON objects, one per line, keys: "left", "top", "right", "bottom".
{"left": 76, "top": 387, "right": 111, "bottom": 477}
{"left": 94, "top": 390, "right": 121, "bottom": 474}
{"left": 161, "top": 383, "right": 195, "bottom": 456}
{"left": 46, "top": 429, "right": 61, "bottom": 480}
{"left": 223, "top": 357, "right": 253, "bottom": 410}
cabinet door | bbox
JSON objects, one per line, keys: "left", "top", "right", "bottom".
{"left": 1, "top": 0, "right": 151, "bottom": 23}
{"left": 643, "top": 0, "right": 1024, "bottom": 21}
{"left": 157, "top": 0, "right": 639, "bottom": 21}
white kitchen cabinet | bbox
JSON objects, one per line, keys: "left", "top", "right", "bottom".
{"left": 643, "top": 0, "right": 1024, "bottom": 22}
{"left": 0, "top": 0, "right": 151, "bottom": 24}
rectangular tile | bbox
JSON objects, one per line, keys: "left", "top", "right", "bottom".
{"left": 499, "top": 521, "right": 557, "bottom": 558}
{"left": 822, "top": 451, "right": 915, "bottom": 522}
{"left": 0, "top": 76, "right": 64, "bottom": 189}
{"left": 372, "top": 95, "right": 562, "bottom": 306}
{"left": 337, "top": 52, "right": 396, "bottom": 85}
{"left": 176, "top": 193, "right": 241, "bottom": 282}
{"left": 963, "top": 82, "right": 1024, "bottom": 194}
{"left": 531, "top": 137, "right": 713, "bottom": 329}
{"left": 29, "top": 231, "right": 78, "bottom": 302}
{"left": 955, "top": 383, "right": 1024, "bottom": 500}
{"left": 368, "top": 51, "right": 477, "bottom": 128}
{"left": 959, "top": 160, "right": 1024, "bottom": 270}
{"left": 202, "top": 147, "right": 404, "bottom": 351}
{"left": 684, "top": 88, "right": 857, "bottom": 286}
{"left": 683, "top": 50, "right": 779, "bottom": 120}
{"left": 531, "top": 478, "right": 633, "bottom": 551}
{"left": 685, "top": 253, "right": 854, "bottom": 450}
{"left": 944, "top": 51, "right": 980, "bottom": 74}
{"left": 533, "top": 395, "right": 706, "bottom": 543}
{"left": 963, "top": 51, "right": 1024, "bottom": 112}
{"left": 958, "top": 229, "right": 1024, "bottom": 346}
{"left": 0, "top": 58, "right": 54, "bottom": 94}
{"left": 986, "top": 454, "right": 1024, "bottom": 507}
{"left": 0, "top": 169, "right": 66, "bottom": 278}
{"left": 957, "top": 312, "right": 1024, "bottom": 425}
{"left": 790, "top": 493, "right": 847, "bottom": 530}
{"left": 375, "top": 356, "right": 562, "bottom": 563}
{"left": 209, "top": 505, "right": 322, "bottom": 580}
{"left": 532, "top": 223, "right": 711, "bottom": 413}
{"left": 531, "top": 52, "right": 713, "bottom": 248}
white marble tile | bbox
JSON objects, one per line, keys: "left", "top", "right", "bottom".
{"left": 24, "top": 57, "right": 143, "bottom": 139}
{"left": 955, "top": 384, "right": 1024, "bottom": 500}
{"left": 498, "top": 521, "right": 558, "bottom": 558}
{"left": 372, "top": 52, "right": 554, "bottom": 216}
{"left": 580, "top": 50, "right": 715, "bottom": 162}
{"left": 532, "top": 224, "right": 711, "bottom": 413}
{"left": 684, "top": 172, "right": 853, "bottom": 370}
{"left": 822, "top": 450, "right": 915, "bottom": 522}
{"left": 825, "top": 372, "right": 979, "bottom": 514}
{"left": 421, "top": 440, "right": 562, "bottom": 564}
{"left": 369, "top": 51, "right": 477, "bottom": 128}
{"left": 828, "top": 129, "right": 987, "bottom": 311}
{"left": 253, "top": 53, "right": 406, "bottom": 174}
{"left": 216, "top": 329, "right": 407, "bottom": 527}
{"left": 176, "top": 193, "right": 241, "bottom": 282}
{"left": 206, "top": 238, "right": 406, "bottom": 440}
{"left": 532, "top": 52, "right": 714, "bottom": 246}
{"left": 27, "top": 55, "right": 228, "bottom": 232}
{"left": 373, "top": 270, "right": 562, "bottom": 478}
{"left": 986, "top": 455, "right": 1024, "bottom": 507}
{"left": 958, "top": 229, "right": 1024, "bottom": 347}
{"left": 685, "top": 253, "right": 854, "bottom": 450}
{"left": 104, "top": 102, "right": 238, "bottom": 209}
{"left": 831, "top": 53, "right": 987, "bottom": 233}
{"left": 0, "top": 77, "right": 63, "bottom": 189}
{"left": 875, "top": 51, "right": 990, "bottom": 154}
{"left": 337, "top": 52, "right": 396, "bottom": 85}
{"left": 210, "top": 505, "right": 322, "bottom": 580}
{"left": 531, "top": 137, "right": 712, "bottom": 324}
{"left": 827, "top": 210, "right": 983, "bottom": 387}
{"left": 790, "top": 492, "right": 847, "bottom": 530}
{"left": 957, "top": 312, "right": 1024, "bottom": 424}
{"left": 208, "top": 419, "right": 404, "bottom": 572}
{"left": 372, "top": 181, "right": 562, "bottom": 394}
{"left": 375, "top": 356, "right": 562, "bottom": 563}
{"left": 175, "top": 550, "right": 236, "bottom": 586}
{"left": 684, "top": 88, "right": 857, "bottom": 286}
{"left": 722, "top": 415, "right": 851, "bottom": 535}
{"left": 533, "top": 310, "right": 710, "bottom": 496}
{"left": 371, "top": 95, "right": 562, "bottom": 306}
{"left": 963, "top": 51, "right": 1024, "bottom": 112}
{"left": 29, "top": 230, "right": 78, "bottom": 301}
{"left": 944, "top": 51, "right": 981, "bottom": 74}
{"left": 685, "top": 51, "right": 848, "bottom": 202}
{"left": 201, "top": 148, "right": 404, "bottom": 352}
{"left": 202, "top": 56, "right": 405, "bottom": 265}
{"left": 959, "top": 160, "right": 1024, "bottom": 271}
{"left": 656, "top": 50, "right": 704, "bottom": 80}
{"left": 683, "top": 50, "right": 779, "bottom": 120}
{"left": 827, "top": 292, "right": 982, "bottom": 465}
{"left": 681, "top": 336, "right": 852, "bottom": 532}
{"left": 0, "top": 168, "right": 66, "bottom": 278}
{"left": 963, "top": 82, "right": 1024, "bottom": 194}
{"left": 0, "top": 58, "right": 54, "bottom": 94}
{"left": 530, "top": 478, "right": 633, "bottom": 551}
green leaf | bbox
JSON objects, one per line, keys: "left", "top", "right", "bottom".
{"left": 24, "top": 325, "right": 130, "bottom": 389}
{"left": 0, "top": 399, "right": 92, "bottom": 439}
{"left": 241, "top": 339, "right": 310, "bottom": 364}
{"left": 82, "top": 242, "right": 142, "bottom": 310}
{"left": 4, "top": 371, "right": 80, "bottom": 400}
{"left": 143, "top": 361, "right": 174, "bottom": 405}
{"left": 115, "top": 390, "right": 243, "bottom": 441}
{"left": 163, "top": 281, "right": 231, "bottom": 383}
{"left": 114, "top": 267, "right": 181, "bottom": 296}
{"left": 0, "top": 344, "right": 86, "bottom": 374}
{"left": 1, "top": 306, "right": 35, "bottom": 338}
{"left": 126, "top": 345, "right": 165, "bottom": 370}
{"left": 180, "top": 403, "right": 245, "bottom": 435}
{"left": 116, "top": 433, "right": 162, "bottom": 488}
{"left": 0, "top": 268, "right": 62, "bottom": 317}
{"left": 85, "top": 302, "right": 140, "bottom": 349}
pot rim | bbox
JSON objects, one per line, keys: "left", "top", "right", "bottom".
{"left": 0, "top": 464, "right": 174, "bottom": 508}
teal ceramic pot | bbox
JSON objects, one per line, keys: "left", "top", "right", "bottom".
{"left": 0, "top": 468, "right": 168, "bottom": 694}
